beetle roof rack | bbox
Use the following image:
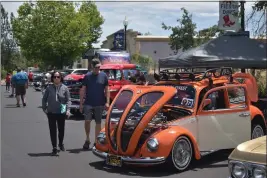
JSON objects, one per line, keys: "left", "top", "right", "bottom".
{"left": 154, "top": 67, "right": 232, "bottom": 82}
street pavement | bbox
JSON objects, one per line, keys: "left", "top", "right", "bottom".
{"left": 1, "top": 86, "right": 231, "bottom": 178}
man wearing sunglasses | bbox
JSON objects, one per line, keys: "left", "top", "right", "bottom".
{"left": 79, "top": 58, "right": 110, "bottom": 149}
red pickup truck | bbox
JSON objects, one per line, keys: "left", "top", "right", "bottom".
{"left": 65, "top": 64, "right": 146, "bottom": 117}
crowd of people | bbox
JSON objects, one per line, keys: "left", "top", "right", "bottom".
{"left": 6, "top": 59, "right": 148, "bottom": 156}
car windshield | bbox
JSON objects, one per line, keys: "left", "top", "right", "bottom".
{"left": 156, "top": 84, "right": 196, "bottom": 108}
{"left": 101, "top": 69, "right": 121, "bottom": 80}
{"left": 63, "top": 70, "right": 74, "bottom": 74}
{"left": 109, "top": 91, "right": 163, "bottom": 122}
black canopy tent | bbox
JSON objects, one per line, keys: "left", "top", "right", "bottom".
{"left": 159, "top": 31, "right": 267, "bottom": 69}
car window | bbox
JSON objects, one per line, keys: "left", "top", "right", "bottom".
{"left": 203, "top": 89, "right": 227, "bottom": 111}
{"left": 227, "top": 87, "right": 246, "bottom": 109}
{"left": 102, "top": 69, "right": 121, "bottom": 80}
{"left": 155, "top": 84, "right": 196, "bottom": 108}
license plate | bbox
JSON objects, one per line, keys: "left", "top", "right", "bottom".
{"left": 106, "top": 154, "right": 122, "bottom": 167}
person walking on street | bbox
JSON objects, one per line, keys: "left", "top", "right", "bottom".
{"left": 28, "top": 70, "right": 33, "bottom": 84}
{"left": 5, "top": 73, "right": 11, "bottom": 92}
{"left": 9, "top": 69, "right": 17, "bottom": 97}
{"left": 13, "top": 68, "right": 29, "bottom": 107}
{"left": 79, "top": 59, "right": 110, "bottom": 149}
{"left": 42, "top": 71, "right": 71, "bottom": 156}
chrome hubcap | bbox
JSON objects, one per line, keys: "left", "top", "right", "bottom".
{"left": 252, "top": 125, "right": 264, "bottom": 139}
{"left": 173, "top": 139, "right": 191, "bottom": 168}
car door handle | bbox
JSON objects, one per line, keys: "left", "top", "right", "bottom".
{"left": 239, "top": 113, "right": 250, "bottom": 117}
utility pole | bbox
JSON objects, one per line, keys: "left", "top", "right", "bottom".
{"left": 240, "top": 1, "right": 245, "bottom": 31}
{"left": 240, "top": 1, "right": 246, "bottom": 73}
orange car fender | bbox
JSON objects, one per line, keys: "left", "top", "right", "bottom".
{"left": 139, "top": 127, "right": 201, "bottom": 160}
{"left": 250, "top": 105, "right": 266, "bottom": 126}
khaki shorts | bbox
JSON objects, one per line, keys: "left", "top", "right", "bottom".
{"left": 83, "top": 105, "right": 104, "bottom": 124}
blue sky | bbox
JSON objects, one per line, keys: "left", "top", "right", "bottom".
{"left": 2, "top": 0, "right": 260, "bottom": 47}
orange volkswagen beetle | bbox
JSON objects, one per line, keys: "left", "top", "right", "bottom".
{"left": 92, "top": 68, "right": 266, "bottom": 171}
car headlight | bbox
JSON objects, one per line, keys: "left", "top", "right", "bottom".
{"left": 96, "top": 132, "right": 106, "bottom": 145}
{"left": 229, "top": 161, "right": 247, "bottom": 178}
{"left": 147, "top": 138, "right": 159, "bottom": 152}
{"left": 253, "top": 166, "right": 266, "bottom": 178}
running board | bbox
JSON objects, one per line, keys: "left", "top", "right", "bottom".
{"left": 200, "top": 150, "right": 218, "bottom": 157}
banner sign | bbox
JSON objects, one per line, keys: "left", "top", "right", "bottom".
{"left": 113, "top": 31, "right": 125, "bottom": 50}
{"left": 218, "top": 0, "right": 240, "bottom": 31}
{"left": 99, "top": 52, "right": 130, "bottom": 64}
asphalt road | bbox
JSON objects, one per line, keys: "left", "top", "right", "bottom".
{"left": 1, "top": 86, "right": 231, "bottom": 178}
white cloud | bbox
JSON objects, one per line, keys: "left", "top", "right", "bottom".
{"left": 1, "top": 0, "right": 259, "bottom": 48}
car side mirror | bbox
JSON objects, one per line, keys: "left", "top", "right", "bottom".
{"left": 203, "top": 99, "right": 211, "bottom": 108}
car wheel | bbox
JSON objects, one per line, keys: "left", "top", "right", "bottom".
{"left": 170, "top": 136, "right": 193, "bottom": 171}
{"left": 252, "top": 124, "right": 265, "bottom": 139}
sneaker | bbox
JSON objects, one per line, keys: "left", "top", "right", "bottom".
{"left": 59, "top": 144, "right": 65, "bottom": 151}
{"left": 51, "top": 148, "right": 58, "bottom": 156}
{"left": 9, "top": 94, "right": 14, "bottom": 97}
{"left": 83, "top": 140, "right": 90, "bottom": 150}
{"left": 16, "top": 104, "right": 20, "bottom": 107}
{"left": 23, "top": 103, "right": 26, "bottom": 107}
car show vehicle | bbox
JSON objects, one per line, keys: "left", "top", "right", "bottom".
{"left": 92, "top": 67, "right": 266, "bottom": 171}
{"left": 228, "top": 136, "right": 266, "bottom": 178}
{"left": 101, "top": 63, "right": 147, "bottom": 102}
{"left": 66, "top": 51, "right": 135, "bottom": 117}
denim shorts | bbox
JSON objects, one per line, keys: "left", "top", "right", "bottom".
{"left": 83, "top": 105, "right": 104, "bottom": 124}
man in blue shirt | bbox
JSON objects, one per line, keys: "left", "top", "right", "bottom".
{"left": 13, "top": 68, "right": 29, "bottom": 107}
{"left": 79, "top": 59, "right": 110, "bottom": 149}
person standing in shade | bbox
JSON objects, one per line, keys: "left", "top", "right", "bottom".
{"left": 13, "top": 68, "right": 29, "bottom": 107}
{"left": 79, "top": 59, "right": 110, "bottom": 149}
{"left": 42, "top": 71, "right": 71, "bottom": 155}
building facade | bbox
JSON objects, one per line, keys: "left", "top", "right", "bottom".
{"left": 101, "top": 29, "right": 141, "bottom": 55}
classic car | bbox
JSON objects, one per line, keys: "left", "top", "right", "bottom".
{"left": 92, "top": 67, "right": 266, "bottom": 171}
{"left": 228, "top": 136, "right": 266, "bottom": 178}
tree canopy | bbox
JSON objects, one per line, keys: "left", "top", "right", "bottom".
{"left": 11, "top": 1, "right": 104, "bottom": 69}
{"left": 162, "top": 8, "right": 222, "bottom": 54}
{"left": 1, "top": 4, "right": 26, "bottom": 75}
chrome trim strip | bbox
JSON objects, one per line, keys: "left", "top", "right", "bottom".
{"left": 92, "top": 147, "right": 166, "bottom": 165}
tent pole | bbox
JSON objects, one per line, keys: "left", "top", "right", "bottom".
{"left": 240, "top": 1, "right": 246, "bottom": 73}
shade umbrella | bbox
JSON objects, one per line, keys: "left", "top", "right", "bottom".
{"left": 160, "top": 31, "right": 267, "bottom": 69}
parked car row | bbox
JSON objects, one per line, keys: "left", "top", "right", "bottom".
{"left": 90, "top": 67, "right": 266, "bottom": 176}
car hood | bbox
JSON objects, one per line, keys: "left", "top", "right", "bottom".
{"left": 105, "top": 85, "right": 177, "bottom": 155}
{"left": 64, "top": 74, "right": 85, "bottom": 81}
{"left": 229, "top": 136, "right": 266, "bottom": 165}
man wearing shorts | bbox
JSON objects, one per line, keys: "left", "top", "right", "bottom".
{"left": 13, "top": 68, "right": 29, "bottom": 107}
{"left": 79, "top": 59, "right": 110, "bottom": 149}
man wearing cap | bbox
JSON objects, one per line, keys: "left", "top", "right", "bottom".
{"left": 79, "top": 58, "right": 110, "bottom": 149}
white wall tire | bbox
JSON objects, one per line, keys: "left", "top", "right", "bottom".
{"left": 252, "top": 124, "right": 265, "bottom": 139}
{"left": 170, "top": 136, "right": 193, "bottom": 171}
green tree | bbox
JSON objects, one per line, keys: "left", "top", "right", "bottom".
{"left": 11, "top": 1, "right": 104, "bottom": 69}
{"left": 195, "top": 25, "right": 224, "bottom": 46}
{"left": 131, "top": 54, "right": 154, "bottom": 72}
{"left": 144, "top": 31, "right": 152, "bottom": 36}
{"left": 1, "top": 5, "right": 20, "bottom": 71}
{"left": 162, "top": 8, "right": 196, "bottom": 54}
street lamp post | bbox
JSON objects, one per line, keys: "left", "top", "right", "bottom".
{"left": 123, "top": 16, "right": 128, "bottom": 51}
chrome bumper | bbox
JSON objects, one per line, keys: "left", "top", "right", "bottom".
{"left": 92, "top": 146, "right": 166, "bottom": 165}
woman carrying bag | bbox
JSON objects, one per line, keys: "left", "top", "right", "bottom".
{"left": 42, "top": 71, "right": 71, "bottom": 156}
